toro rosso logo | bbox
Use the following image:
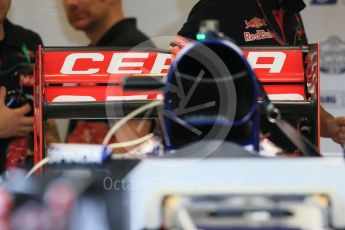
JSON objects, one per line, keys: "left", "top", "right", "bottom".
{"left": 320, "top": 36, "right": 345, "bottom": 74}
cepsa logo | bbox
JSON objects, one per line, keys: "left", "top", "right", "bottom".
{"left": 53, "top": 50, "right": 305, "bottom": 79}
{"left": 60, "top": 52, "right": 172, "bottom": 75}
{"left": 310, "top": 0, "right": 337, "bottom": 4}
{"left": 58, "top": 51, "right": 288, "bottom": 75}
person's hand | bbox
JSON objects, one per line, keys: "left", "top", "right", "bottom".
{"left": 327, "top": 116, "right": 345, "bottom": 145}
{"left": 0, "top": 87, "right": 33, "bottom": 139}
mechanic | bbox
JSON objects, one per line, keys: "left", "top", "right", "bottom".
{"left": 63, "top": 0, "right": 155, "bottom": 149}
{"left": 0, "top": 0, "right": 60, "bottom": 171}
{"left": 176, "top": 0, "right": 345, "bottom": 147}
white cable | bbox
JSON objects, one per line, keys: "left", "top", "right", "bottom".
{"left": 111, "top": 153, "right": 143, "bottom": 160}
{"left": 102, "top": 101, "right": 163, "bottom": 145}
{"left": 25, "top": 157, "right": 50, "bottom": 180}
{"left": 107, "top": 133, "right": 154, "bottom": 149}
{"left": 177, "top": 208, "right": 198, "bottom": 230}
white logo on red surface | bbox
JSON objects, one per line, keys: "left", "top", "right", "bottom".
{"left": 59, "top": 51, "right": 288, "bottom": 77}
{"left": 246, "top": 51, "right": 287, "bottom": 73}
{"left": 60, "top": 52, "right": 172, "bottom": 75}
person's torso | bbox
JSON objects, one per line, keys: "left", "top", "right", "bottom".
{"left": 96, "top": 18, "right": 155, "bottom": 48}
{"left": 68, "top": 18, "right": 155, "bottom": 137}
{"left": 0, "top": 20, "right": 42, "bottom": 154}
{"left": 178, "top": 0, "right": 307, "bottom": 46}
{"left": 0, "top": 20, "right": 42, "bottom": 100}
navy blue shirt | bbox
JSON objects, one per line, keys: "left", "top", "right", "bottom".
{"left": 178, "top": 0, "right": 307, "bottom": 46}
{"left": 96, "top": 18, "right": 154, "bottom": 47}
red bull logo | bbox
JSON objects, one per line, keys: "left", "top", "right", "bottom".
{"left": 245, "top": 17, "right": 267, "bottom": 29}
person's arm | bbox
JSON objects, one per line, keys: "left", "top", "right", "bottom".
{"left": 320, "top": 106, "right": 345, "bottom": 144}
{"left": 0, "top": 87, "right": 33, "bottom": 138}
{"left": 45, "top": 119, "right": 61, "bottom": 145}
{"left": 114, "top": 120, "right": 152, "bottom": 153}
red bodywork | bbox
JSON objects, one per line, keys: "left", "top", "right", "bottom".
{"left": 34, "top": 45, "right": 320, "bottom": 165}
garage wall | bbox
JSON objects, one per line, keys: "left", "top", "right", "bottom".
{"left": 8, "top": 0, "right": 198, "bottom": 46}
